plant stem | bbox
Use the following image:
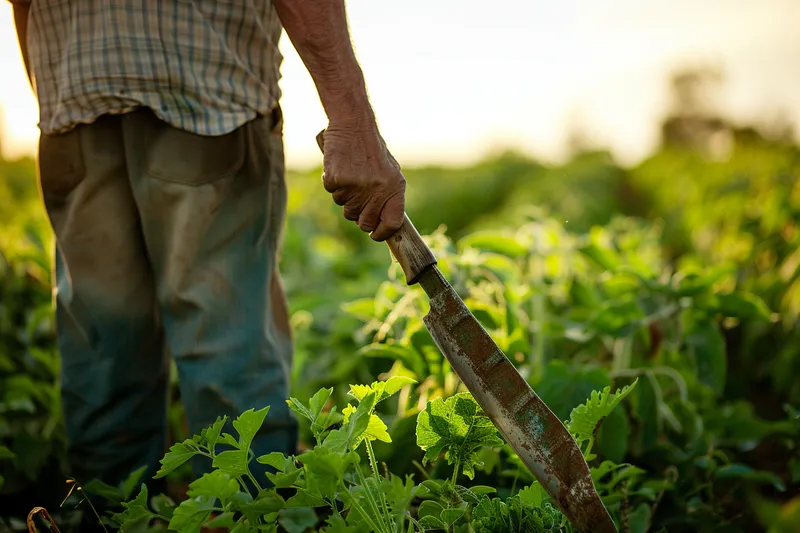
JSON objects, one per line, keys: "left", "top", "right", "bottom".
{"left": 367, "top": 441, "right": 393, "bottom": 531}
{"left": 412, "top": 460, "right": 431, "bottom": 480}
{"left": 451, "top": 458, "right": 460, "bottom": 486}
{"left": 528, "top": 244, "right": 546, "bottom": 383}
{"left": 340, "top": 480, "right": 384, "bottom": 533}
{"left": 76, "top": 487, "right": 110, "bottom": 533}
{"left": 355, "top": 462, "right": 390, "bottom": 533}
{"left": 236, "top": 476, "right": 254, "bottom": 498}
{"left": 247, "top": 471, "right": 264, "bottom": 493}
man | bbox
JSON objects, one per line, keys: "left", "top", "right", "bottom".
{"left": 9, "top": 0, "right": 406, "bottom": 495}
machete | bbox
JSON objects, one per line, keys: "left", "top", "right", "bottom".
{"left": 315, "top": 131, "right": 617, "bottom": 533}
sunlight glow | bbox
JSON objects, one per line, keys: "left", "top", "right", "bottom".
{"left": 1, "top": 0, "right": 799, "bottom": 167}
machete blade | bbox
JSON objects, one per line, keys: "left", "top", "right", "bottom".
{"left": 418, "top": 266, "right": 617, "bottom": 533}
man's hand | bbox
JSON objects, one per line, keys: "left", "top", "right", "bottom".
{"left": 320, "top": 125, "right": 405, "bottom": 241}
{"left": 274, "top": 0, "right": 406, "bottom": 240}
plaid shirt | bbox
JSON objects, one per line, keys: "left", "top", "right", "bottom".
{"left": 21, "top": 0, "right": 283, "bottom": 136}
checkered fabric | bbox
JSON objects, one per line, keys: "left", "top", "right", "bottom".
{"left": 21, "top": 0, "right": 283, "bottom": 135}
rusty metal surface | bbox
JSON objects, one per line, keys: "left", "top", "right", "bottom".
{"left": 418, "top": 266, "right": 617, "bottom": 533}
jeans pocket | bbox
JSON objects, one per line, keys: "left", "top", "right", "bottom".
{"left": 38, "top": 127, "right": 85, "bottom": 202}
{"left": 144, "top": 117, "right": 246, "bottom": 186}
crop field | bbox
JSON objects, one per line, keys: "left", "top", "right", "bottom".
{"left": 1, "top": 104, "right": 799, "bottom": 532}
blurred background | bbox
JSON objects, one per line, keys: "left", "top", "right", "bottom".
{"left": 1, "top": 1, "right": 799, "bottom": 532}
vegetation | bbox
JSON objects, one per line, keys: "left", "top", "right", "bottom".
{"left": 1, "top": 70, "right": 799, "bottom": 532}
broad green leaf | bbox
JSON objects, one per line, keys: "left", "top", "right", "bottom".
{"left": 233, "top": 406, "right": 271, "bottom": 450}
{"left": 257, "top": 452, "right": 288, "bottom": 471}
{"left": 168, "top": 495, "right": 217, "bottom": 533}
{"left": 417, "top": 500, "right": 445, "bottom": 519}
{"left": 259, "top": 454, "right": 303, "bottom": 489}
{"left": 453, "top": 485, "right": 481, "bottom": 505}
{"left": 186, "top": 471, "right": 239, "bottom": 505}
{"left": 348, "top": 376, "right": 417, "bottom": 405}
{"left": 279, "top": 508, "right": 318, "bottom": 533}
{"left": 150, "top": 493, "right": 176, "bottom": 520}
{"left": 469, "top": 485, "right": 498, "bottom": 496}
{"left": 219, "top": 433, "right": 240, "bottom": 448}
{"left": 358, "top": 343, "right": 427, "bottom": 379}
{"left": 110, "top": 484, "right": 156, "bottom": 529}
{"left": 212, "top": 449, "right": 250, "bottom": 477}
{"left": 81, "top": 478, "right": 122, "bottom": 505}
{"left": 383, "top": 475, "right": 425, "bottom": 518}
{"left": 201, "top": 416, "right": 227, "bottom": 454}
{"left": 299, "top": 446, "right": 359, "bottom": 499}
{"left": 516, "top": 483, "right": 545, "bottom": 507}
{"left": 628, "top": 503, "right": 652, "bottom": 533}
{"left": 154, "top": 440, "right": 202, "bottom": 479}
{"left": 207, "top": 512, "right": 238, "bottom": 528}
{"left": 567, "top": 379, "right": 638, "bottom": 460}
{"left": 420, "top": 479, "right": 445, "bottom": 496}
{"left": 596, "top": 406, "right": 632, "bottom": 463}
{"left": 287, "top": 388, "right": 340, "bottom": 441}
{"left": 341, "top": 297, "right": 375, "bottom": 321}
{"left": 341, "top": 405, "right": 391, "bottom": 447}
{"left": 121, "top": 465, "right": 149, "bottom": 501}
{"left": 459, "top": 230, "right": 529, "bottom": 258}
{"left": 715, "top": 291, "right": 772, "bottom": 320}
{"left": 320, "top": 513, "right": 364, "bottom": 533}
{"left": 416, "top": 393, "right": 504, "bottom": 480}
{"left": 472, "top": 491, "right": 564, "bottom": 532}
{"left": 322, "top": 393, "right": 377, "bottom": 452}
{"left": 470, "top": 497, "right": 510, "bottom": 532}
{"left": 418, "top": 515, "right": 447, "bottom": 531}
{"left": 714, "top": 463, "right": 787, "bottom": 492}
{"left": 284, "top": 488, "right": 328, "bottom": 508}
{"left": 440, "top": 508, "right": 466, "bottom": 526}
{"left": 238, "top": 491, "right": 285, "bottom": 515}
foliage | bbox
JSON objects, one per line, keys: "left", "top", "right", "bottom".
{"left": 416, "top": 393, "right": 504, "bottom": 482}
{"left": 96, "top": 377, "right": 636, "bottom": 532}
{"left": 567, "top": 379, "right": 638, "bottom": 461}
{"left": 1, "top": 106, "right": 799, "bottom": 532}
{"left": 0, "top": 221, "right": 65, "bottom": 500}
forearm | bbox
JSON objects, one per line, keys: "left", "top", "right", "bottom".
{"left": 273, "top": 0, "right": 376, "bottom": 130}
{"left": 11, "top": 1, "right": 32, "bottom": 83}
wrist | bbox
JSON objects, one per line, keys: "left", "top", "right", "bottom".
{"left": 321, "top": 78, "right": 376, "bottom": 131}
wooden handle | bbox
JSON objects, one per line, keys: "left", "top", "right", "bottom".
{"left": 315, "top": 129, "right": 437, "bottom": 284}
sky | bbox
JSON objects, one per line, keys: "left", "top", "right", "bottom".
{"left": 1, "top": 0, "right": 799, "bottom": 168}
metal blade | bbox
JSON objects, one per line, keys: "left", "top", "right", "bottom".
{"left": 418, "top": 266, "right": 617, "bottom": 533}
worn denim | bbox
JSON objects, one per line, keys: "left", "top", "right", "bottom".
{"left": 37, "top": 107, "right": 297, "bottom": 488}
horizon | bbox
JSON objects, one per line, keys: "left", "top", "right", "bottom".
{"left": 2, "top": 0, "right": 799, "bottom": 169}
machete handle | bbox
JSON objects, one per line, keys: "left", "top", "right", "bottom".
{"left": 315, "top": 129, "right": 437, "bottom": 285}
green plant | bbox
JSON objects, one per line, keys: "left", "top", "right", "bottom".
{"left": 101, "top": 373, "right": 642, "bottom": 533}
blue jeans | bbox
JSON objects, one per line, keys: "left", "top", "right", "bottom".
{"left": 37, "top": 107, "right": 297, "bottom": 488}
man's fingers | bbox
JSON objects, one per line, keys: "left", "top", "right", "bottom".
{"left": 357, "top": 197, "right": 383, "bottom": 234}
{"left": 342, "top": 203, "right": 361, "bottom": 221}
{"left": 322, "top": 170, "right": 338, "bottom": 194}
{"left": 370, "top": 192, "right": 405, "bottom": 242}
{"left": 331, "top": 188, "right": 349, "bottom": 206}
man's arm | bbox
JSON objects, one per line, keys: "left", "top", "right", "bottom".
{"left": 273, "top": 0, "right": 405, "bottom": 242}
{"left": 9, "top": 0, "right": 32, "bottom": 84}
